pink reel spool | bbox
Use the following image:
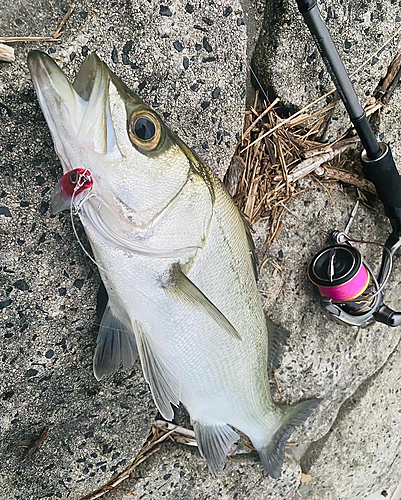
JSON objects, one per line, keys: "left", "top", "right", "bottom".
{"left": 308, "top": 245, "right": 370, "bottom": 302}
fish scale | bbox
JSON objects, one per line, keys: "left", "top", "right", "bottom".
{"left": 27, "top": 49, "right": 320, "bottom": 478}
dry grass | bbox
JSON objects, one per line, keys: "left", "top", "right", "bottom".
{"left": 224, "top": 47, "right": 401, "bottom": 244}
{"left": 224, "top": 90, "right": 363, "bottom": 244}
{"left": 224, "top": 47, "right": 401, "bottom": 245}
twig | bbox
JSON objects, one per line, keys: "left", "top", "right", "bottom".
{"left": 273, "top": 371, "right": 282, "bottom": 394}
{"left": 0, "top": 3, "right": 75, "bottom": 43}
{"left": 20, "top": 427, "right": 49, "bottom": 463}
{"left": 276, "top": 200, "right": 301, "bottom": 221}
{"left": 80, "top": 419, "right": 256, "bottom": 500}
{"left": 0, "top": 36, "right": 59, "bottom": 42}
{"left": 154, "top": 421, "right": 198, "bottom": 447}
{"left": 286, "top": 140, "right": 358, "bottom": 183}
{"left": 0, "top": 43, "right": 15, "bottom": 62}
{"left": 314, "top": 166, "right": 376, "bottom": 194}
{"left": 53, "top": 3, "right": 76, "bottom": 38}
{"left": 79, "top": 426, "right": 176, "bottom": 500}
{"left": 240, "top": 91, "right": 336, "bottom": 153}
{"left": 242, "top": 98, "right": 280, "bottom": 140}
{"left": 374, "top": 52, "right": 401, "bottom": 104}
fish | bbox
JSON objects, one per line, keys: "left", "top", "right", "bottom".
{"left": 27, "top": 50, "right": 320, "bottom": 478}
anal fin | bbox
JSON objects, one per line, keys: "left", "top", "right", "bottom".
{"left": 193, "top": 421, "right": 240, "bottom": 475}
{"left": 93, "top": 303, "right": 138, "bottom": 381}
{"left": 256, "top": 398, "right": 321, "bottom": 479}
{"left": 134, "top": 320, "right": 181, "bottom": 421}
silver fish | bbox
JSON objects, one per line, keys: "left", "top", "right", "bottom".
{"left": 27, "top": 50, "right": 319, "bottom": 478}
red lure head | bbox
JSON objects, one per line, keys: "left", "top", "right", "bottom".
{"left": 60, "top": 168, "right": 93, "bottom": 198}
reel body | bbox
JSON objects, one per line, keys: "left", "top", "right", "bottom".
{"left": 308, "top": 221, "right": 401, "bottom": 328}
{"left": 308, "top": 243, "right": 381, "bottom": 327}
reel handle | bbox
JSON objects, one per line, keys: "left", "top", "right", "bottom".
{"left": 375, "top": 305, "right": 401, "bottom": 327}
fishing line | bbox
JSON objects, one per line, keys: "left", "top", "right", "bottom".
{"left": 70, "top": 170, "right": 109, "bottom": 275}
{"left": 342, "top": 237, "right": 392, "bottom": 300}
{"left": 89, "top": 320, "right": 134, "bottom": 335}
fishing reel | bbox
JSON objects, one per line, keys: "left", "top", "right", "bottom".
{"left": 307, "top": 202, "right": 401, "bottom": 328}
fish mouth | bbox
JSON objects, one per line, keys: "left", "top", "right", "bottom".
{"left": 27, "top": 50, "right": 118, "bottom": 174}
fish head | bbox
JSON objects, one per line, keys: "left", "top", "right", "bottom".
{"left": 27, "top": 51, "right": 199, "bottom": 226}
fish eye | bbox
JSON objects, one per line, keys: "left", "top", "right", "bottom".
{"left": 70, "top": 171, "right": 78, "bottom": 183}
{"left": 129, "top": 110, "right": 161, "bottom": 151}
{"left": 134, "top": 117, "right": 155, "bottom": 141}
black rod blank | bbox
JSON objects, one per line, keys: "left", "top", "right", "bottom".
{"left": 296, "top": 0, "right": 382, "bottom": 160}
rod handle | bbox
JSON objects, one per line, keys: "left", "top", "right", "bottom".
{"left": 361, "top": 143, "right": 401, "bottom": 238}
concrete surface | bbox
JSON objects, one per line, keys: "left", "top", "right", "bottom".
{"left": 109, "top": 438, "right": 302, "bottom": 500}
{"left": 253, "top": 0, "right": 401, "bottom": 146}
{"left": 301, "top": 339, "right": 401, "bottom": 499}
{"left": 0, "top": 0, "right": 248, "bottom": 498}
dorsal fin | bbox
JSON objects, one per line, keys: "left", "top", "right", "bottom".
{"left": 240, "top": 212, "right": 258, "bottom": 280}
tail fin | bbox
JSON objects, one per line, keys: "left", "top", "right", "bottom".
{"left": 256, "top": 398, "right": 321, "bottom": 479}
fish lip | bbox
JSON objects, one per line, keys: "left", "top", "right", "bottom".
{"left": 27, "top": 50, "right": 113, "bottom": 174}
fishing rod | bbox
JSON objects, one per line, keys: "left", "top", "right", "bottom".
{"left": 296, "top": 0, "right": 401, "bottom": 327}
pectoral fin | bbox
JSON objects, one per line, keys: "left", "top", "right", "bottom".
{"left": 133, "top": 320, "right": 181, "bottom": 421}
{"left": 93, "top": 303, "right": 138, "bottom": 381}
{"left": 163, "top": 265, "right": 241, "bottom": 341}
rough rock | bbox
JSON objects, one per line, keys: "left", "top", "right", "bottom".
{"left": 300, "top": 339, "right": 401, "bottom": 499}
{"left": 0, "top": 0, "right": 249, "bottom": 498}
{"left": 1, "top": 0, "right": 248, "bottom": 178}
{"left": 253, "top": 0, "right": 401, "bottom": 149}
{"left": 251, "top": 1, "right": 401, "bottom": 497}
{"left": 253, "top": 182, "right": 401, "bottom": 439}
{"left": 103, "top": 405, "right": 304, "bottom": 499}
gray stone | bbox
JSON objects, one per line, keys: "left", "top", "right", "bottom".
{"left": 252, "top": 179, "right": 401, "bottom": 496}
{"left": 0, "top": 0, "right": 249, "bottom": 498}
{"left": 0, "top": 0, "right": 248, "bottom": 179}
{"left": 253, "top": 0, "right": 401, "bottom": 145}
{"left": 299, "top": 339, "right": 401, "bottom": 500}
{"left": 100, "top": 441, "right": 301, "bottom": 499}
